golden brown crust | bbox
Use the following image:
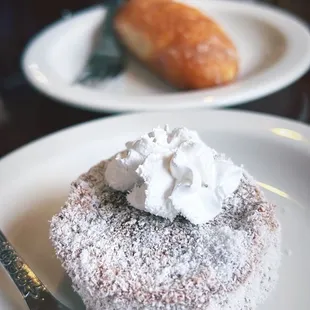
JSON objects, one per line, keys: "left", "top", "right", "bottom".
{"left": 114, "top": 0, "right": 239, "bottom": 90}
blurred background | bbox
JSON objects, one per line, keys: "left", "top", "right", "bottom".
{"left": 0, "top": 0, "right": 309, "bottom": 158}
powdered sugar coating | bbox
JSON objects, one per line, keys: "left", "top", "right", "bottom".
{"left": 50, "top": 159, "right": 281, "bottom": 310}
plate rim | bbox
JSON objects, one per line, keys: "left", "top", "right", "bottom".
{"left": 21, "top": 0, "right": 310, "bottom": 112}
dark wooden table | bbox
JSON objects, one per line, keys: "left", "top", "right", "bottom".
{"left": 0, "top": 0, "right": 309, "bottom": 159}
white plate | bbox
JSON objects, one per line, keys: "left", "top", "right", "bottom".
{"left": 22, "top": 0, "right": 310, "bottom": 112}
{"left": 0, "top": 110, "right": 310, "bottom": 309}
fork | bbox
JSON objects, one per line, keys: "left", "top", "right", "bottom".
{"left": 0, "top": 230, "right": 70, "bottom": 310}
{"left": 76, "top": 0, "right": 126, "bottom": 84}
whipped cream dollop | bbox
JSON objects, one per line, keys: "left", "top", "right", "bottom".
{"left": 105, "top": 126, "right": 243, "bottom": 225}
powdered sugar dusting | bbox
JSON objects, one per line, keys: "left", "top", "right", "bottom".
{"left": 50, "top": 158, "right": 281, "bottom": 310}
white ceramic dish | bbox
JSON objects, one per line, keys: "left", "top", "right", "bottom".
{"left": 0, "top": 110, "right": 310, "bottom": 309}
{"left": 22, "top": 0, "right": 310, "bottom": 112}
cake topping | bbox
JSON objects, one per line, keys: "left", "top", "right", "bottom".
{"left": 105, "top": 126, "right": 243, "bottom": 224}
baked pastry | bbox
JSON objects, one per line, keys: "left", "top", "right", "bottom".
{"left": 50, "top": 127, "right": 280, "bottom": 310}
{"left": 114, "top": 0, "right": 239, "bottom": 89}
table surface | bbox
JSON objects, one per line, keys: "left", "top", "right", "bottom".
{"left": 0, "top": 0, "right": 310, "bottom": 159}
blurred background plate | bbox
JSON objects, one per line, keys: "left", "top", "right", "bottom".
{"left": 22, "top": 0, "right": 310, "bottom": 112}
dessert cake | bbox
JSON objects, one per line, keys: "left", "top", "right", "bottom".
{"left": 50, "top": 127, "right": 281, "bottom": 310}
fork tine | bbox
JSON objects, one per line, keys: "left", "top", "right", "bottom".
{"left": 75, "top": 0, "right": 126, "bottom": 85}
{"left": 77, "top": 55, "right": 126, "bottom": 85}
